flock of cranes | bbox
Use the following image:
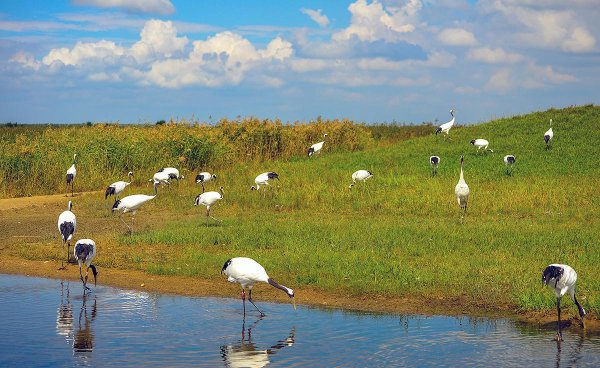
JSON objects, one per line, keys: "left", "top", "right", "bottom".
{"left": 55, "top": 111, "right": 580, "bottom": 340}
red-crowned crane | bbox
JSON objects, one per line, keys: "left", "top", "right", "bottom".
{"left": 455, "top": 155, "right": 470, "bottom": 222}
{"left": 308, "top": 134, "right": 328, "bottom": 157}
{"left": 105, "top": 171, "right": 133, "bottom": 199}
{"left": 435, "top": 109, "right": 455, "bottom": 138}
{"left": 65, "top": 154, "right": 77, "bottom": 197}
{"left": 74, "top": 239, "right": 98, "bottom": 292}
{"left": 349, "top": 170, "right": 373, "bottom": 189}
{"left": 195, "top": 186, "right": 224, "bottom": 226}
{"left": 57, "top": 200, "right": 76, "bottom": 269}
{"left": 112, "top": 182, "right": 158, "bottom": 234}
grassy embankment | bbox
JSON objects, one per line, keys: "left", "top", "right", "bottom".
{"left": 1, "top": 106, "right": 599, "bottom": 318}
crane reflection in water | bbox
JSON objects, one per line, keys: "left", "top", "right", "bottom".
{"left": 221, "top": 317, "right": 295, "bottom": 368}
{"left": 56, "top": 281, "right": 74, "bottom": 344}
{"left": 73, "top": 293, "right": 97, "bottom": 358}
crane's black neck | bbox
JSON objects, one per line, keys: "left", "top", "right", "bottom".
{"left": 268, "top": 278, "right": 289, "bottom": 294}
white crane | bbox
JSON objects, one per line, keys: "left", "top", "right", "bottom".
{"left": 349, "top": 170, "right": 373, "bottom": 189}
{"left": 250, "top": 172, "right": 279, "bottom": 191}
{"left": 470, "top": 139, "right": 493, "bottom": 153}
{"left": 455, "top": 155, "right": 470, "bottom": 222}
{"left": 430, "top": 156, "right": 440, "bottom": 176}
{"left": 158, "top": 167, "right": 184, "bottom": 181}
{"left": 65, "top": 154, "right": 77, "bottom": 197}
{"left": 308, "top": 134, "right": 328, "bottom": 157}
{"left": 195, "top": 171, "right": 217, "bottom": 192}
{"left": 503, "top": 155, "right": 516, "bottom": 175}
{"left": 150, "top": 171, "right": 171, "bottom": 188}
{"left": 435, "top": 109, "right": 455, "bottom": 138}
{"left": 105, "top": 171, "right": 133, "bottom": 199}
{"left": 542, "top": 264, "right": 586, "bottom": 341}
{"left": 112, "top": 183, "right": 158, "bottom": 234}
{"left": 221, "top": 257, "right": 296, "bottom": 316}
{"left": 74, "top": 239, "right": 98, "bottom": 291}
{"left": 545, "top": 119, "right": 554, "bottom": 150}
{"left": 57, "top": 201, "right": 76, "bottom": 269}
{"left": 194, "top": 186, "right": 224, "bottom": 226}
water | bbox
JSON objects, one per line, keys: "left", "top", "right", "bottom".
{"left": 1, "top": 274, "right": 599, "bottom": 367}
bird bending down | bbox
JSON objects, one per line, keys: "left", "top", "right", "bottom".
{"left": 74, "top": 239, "right": 98, "bottom": 292}
{"left": 455, "top": 155, "right": 470, "bottom": 222}
{"left": 250, "top": 172, "right": 279, "bottom": 192}
{"left": 65, "top": 154, "right": 77, "bottom": 197}
{"left": 195, "top": 171, "right": 217, "bottom": 192}
{"left": 503, "top": 155, "right": 516, "bottom": 175}
{"left": 57, "top": 201, "right": 77, "bottom": 269}
{"left": 430, "top": 156, "right": 440, "bottom": 176}
{"left": 195, "top": 186, "right": 224, "bottom": 226}
{"left": 544, "top": 119, "right": 554, "bottom": 150}
{"left": 308, "top": 134, "right": 328, "bottom": 157}
{"left": 349, "top": 170, "right": 373, "bottom": 189}
{"left": 158, "top": 167, "right": 184, "bottom": 181}
{"left": 470, "top": 139, "right": 493, "bottom": 153}
{"left": 105, "top": 171, "right": 133, "bottom": 199}
{"left": 150, "top": 171, "right": 171, "bottom": 189}
{"left": 112, "top": 183, "right": 158, "bottom": 234}
{"left": 435, "top": 109, "right": 455, "bottom": 138}
{"left": 542, "top": 264, "right": 586, "bottom": 341}
{"left": 222, "top": 257, "right": 296, "bottom": 316}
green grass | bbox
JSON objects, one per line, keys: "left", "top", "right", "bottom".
{"left": 4, "top": 105, "right": 600, "bottom": 316}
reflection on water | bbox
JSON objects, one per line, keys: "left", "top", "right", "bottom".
{"left": 2, "top": 274, "right": 600, "bottom": 367}
{"left": 221, "top": 317, "right": 295, "bottom": 368}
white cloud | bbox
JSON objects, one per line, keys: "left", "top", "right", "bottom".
{"left": 9, "top": 51, "right": 40, "bottom": 70}
{"left": 333, "top": 0, "right": 422, "bottom": 42}
{"left": 485, "top": 68, "right": 512, "bottom": 92}
{"left": 437, "top": 28, "right": 477, "bottom": 46}
{"left": 42, "top": 40, "right": 126, "bottom": 66}
{"left": 130, "top": 20, "right": 188, "bottom": 63}
{"left": 300, "top": 8, "right": 330, "bottom": 27}
{"left": 72, "top": 0, "right": 175, "bottom": 15}
{"left": 467, "top": 47, "right": 523, "bottom": 64}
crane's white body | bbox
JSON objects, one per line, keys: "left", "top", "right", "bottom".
{"left": 74, "top": 239, "right": 96, "bottom": 268}
{"left": 57, "top": 201, "right": 76, "bottom": 268}
{"left": 545, "top": 127, "right": 554, "bottom": 145}
{"left": 471, "top": 139, "right": 491, "bottom": 152}
{"left": 113, "top": 194, "right": 156, "bottom": 214}
{"left": 430, "top": 156, "right": 441, "bottom": 176}
{"left": 159, "top": 167, "right": 184, "bottom": 180}
{"left": 436, "top": 110, "right": 455, "bottom": 136}
{"left": 308, "top": 134, "right": 328, "bottom": 157}
{"left": 106, "top": 172, "right": 133, "bottom": 199}
{"left": 195, "top": 172, "right": 216, "bottom": 184}
{"left": 65, "top": 154, "right": 77, "bottom": 196}
{"left": 224, "top": 257, "right": 270, "bottom": 289}
{"left": 253, "top": 172, "right": 278, "bottom": 190}
{"left": 195, "top": 190, "right": 223, "bottom": 209}
{"left": 349, "top": 170, "right": 373, "bottom": 188}
{"left": 455, "top": 157, "right": 470, "bottom": 211}
{"left": 66, "top": 164, "right": 76, "bottom": 181}
{"left": 503, "top": 155, "right": 515, "bottom": 166}
{"left": 152, "top": 171, "right": 171, "bottom": 186}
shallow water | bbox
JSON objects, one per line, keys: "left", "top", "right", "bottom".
{"left": 1, "top": 274, "right": 599, "bottom": 367}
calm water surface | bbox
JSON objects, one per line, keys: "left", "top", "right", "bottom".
{"left": 1, "top": 274, "right": 599, "bottom": 367}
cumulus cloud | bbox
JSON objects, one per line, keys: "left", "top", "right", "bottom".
{"left": 42, "top": 40, "right": 126, "bottom": 67}
{"left": 467, "top": 47, "right": 523, "bottom": 64}
{"left": 130, "top": 20, "right": 188, "bottom": 63}
{"left": 437, "top": 28, "right": 477, "bottom": 46}
{"left": 300, "top": 8, "right": 330, "bottom": 27}
{"left": 333, "top": 0, "right": 422, "bottom": 42}
{"left": 485, "top": 68, "right": 513, "bottom": 92}
{"left": 72, "top": 0, "right": 175, "bottom": 15}
{"left": 485, "top": 62, "right": 576, "bottom": 92}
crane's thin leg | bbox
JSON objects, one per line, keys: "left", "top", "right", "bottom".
{"left": 72, "top": 182, "right": 75, "bottom": 197}
{"left": 58, "top": 240, "right": 66, "bottom": 270}
{"left": 131, "top": 216, "right": 135, "bottom": 234}
{"left": 66, "top": 241, "right": 70, "bottom": 264}
{"left": 206, "top": 209, "right": 210, "bottom": 227}
{"left": 79, "top": 264, "right": 84, "bottom": 284}
{"left": 242, "top": 289, "right": 246, "bottom": 316}
{"left": 556, "top": 297, "right": 563, "bottom": 341}
{"left": 119, "top": 213, "right": 131, "bottom": 233}
{"left": 248, "top": 289, "right": 265, "bottom": 317}
{"left": 83, "top": 266, "right": 90, "bottom": 291}
{"left": 572, "top": 293, "right": 586, "bottom": 328}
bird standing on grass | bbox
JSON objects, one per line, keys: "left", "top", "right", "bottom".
{"left": 112, "top": 182, "right": 158, "bottom": 234}
{"left": 58, "top": 201, "right": 76, "bottom": 269}
{"left": 74, "top": 239, "right": 98, "bottom": 292}
{"left": 195, "top": 186, "right": 224, "bottom": 226}
{"left": 251, "top": 172, "right": 279, "bottom": 192}
{"left": 222, "top": 257, "right": 296, "bottom": 316}
{"left": 542, "top": 264, "right": 586, "bottom": 341}
{"left": 430, "top": 156, "right": 440, "bottom": 176}
{"left": 349, "top": 170, "right": 373, "bottom": 189}
{"left": 545, "top": 119, "right": 554, "bottom": 150}
{"left": 435, "top": 109, "right": 455, "bottom": 138}
{"left": 308, "top": 134, "right": 328, "bottom": 157}
{"left": 158, "top": 167, "right": 184, "bottom": 181}
{"left": 470, "top": 139, "right": 493, "bottom": 153}
{"left": 150, "top": 171, "right": 171, "bottom": 188}
{"left": 455, "top": 155, "right": 470, "bottom": 222}
{"left": 503, "top": 155, "right": 516, "bottom": 175}
{"left": 195, "top": 172, "right": 217, "bottom": 192}
{"left": 105, "top": 171, "right": 133, "bottom": 199}
{"left": 65, "top": 154, "right": 77, "bottom": 197}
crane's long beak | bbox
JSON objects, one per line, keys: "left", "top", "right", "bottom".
{"left": 291, "top": 296, "right": 296, "bottom": 310}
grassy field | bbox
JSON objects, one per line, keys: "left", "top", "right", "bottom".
{"left": 1, "top": 105, "right": 599, "bottom": 317}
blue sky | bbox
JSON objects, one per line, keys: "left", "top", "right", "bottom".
{"left": 1, "top": 0, "right": 598, "bottom": 124}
